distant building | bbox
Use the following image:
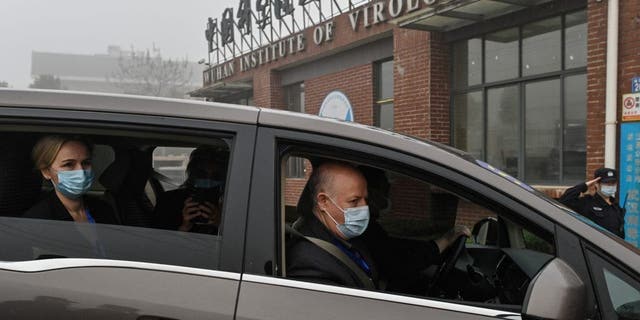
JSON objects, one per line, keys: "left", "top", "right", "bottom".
{"left": 31, "top": 46, "right": 202, "bottom": 97}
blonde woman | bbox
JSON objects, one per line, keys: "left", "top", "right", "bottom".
{"left": 23, "top": 135, "right": 116, "bottom": 224}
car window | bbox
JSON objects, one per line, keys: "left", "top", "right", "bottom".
{"left": 278, "top": 146, "right": 555, "bottom": 312}
{"left": 587, "top": 250, "right": 640, "bottom": 319}
{"left": 152, "top": 146, "right": 194, "bottom": 191}
{"left": 0, "top": 127, "right": 235, "bottom": 272}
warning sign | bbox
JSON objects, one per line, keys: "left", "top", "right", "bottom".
{"left": 622, "top": 93, "right": 640, "bottom": 122}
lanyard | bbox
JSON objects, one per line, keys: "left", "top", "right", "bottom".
{"left": 85, "top": 208, "right": 96, "bottom": 224}
{"left": 333, "top": 240, "right": 371, "bottom": 276}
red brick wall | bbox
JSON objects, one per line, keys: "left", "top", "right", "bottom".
{"left": 393, "top": 27, "right": 430, "bottom": 139}
{"left": 305, "top": 64, "right": 375, "bottom": 125}
{"left": 253, "top": 68, "right": 286, "bottom": 109}
{"left": 618, "top": 0, "right": 640, "bottom": 122}
{"left": 283, "top": 65, "right": 374, "bottom": 206}
{"left": 586, "top": 1, "right": 607, "bottom": 176}
{"left": 392, "top": 28, "right": 450, "bottom": 143}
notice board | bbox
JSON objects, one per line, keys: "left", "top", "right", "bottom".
{"left": 619, "top": 122, "right": 640, "bottom": 247}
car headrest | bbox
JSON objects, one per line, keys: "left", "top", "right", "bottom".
{"left": 99, "top": 152, "right": 131, "bottom": 191}
{"left": 0, "top": 134, "right": 42, "bottom": 216}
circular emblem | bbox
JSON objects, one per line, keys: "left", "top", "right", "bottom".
{"left": 319, "top": 91, "right": 353, "bottom": 122}
{"left": 624, "top": 96, "right": 636, "bottom": 109}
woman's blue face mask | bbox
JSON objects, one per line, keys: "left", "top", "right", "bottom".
{"left": 52, "top": 169, "right": 94, "bottom": 199}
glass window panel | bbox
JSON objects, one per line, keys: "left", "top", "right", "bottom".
{"left": 375, "top": 102, "right": 394, "bottom": 131}
{"left": 522, "top": 17, "right": 561, "bottom": 76}
{"left": 153, "top": 147, "right": 194, "bottom": 190}
{"left": 485, "top": 28, "right": 519, "bottom": 83}
{"left": 453, "top": 38, "right": 482, "bottom": 89}
{"left": 525, "top": 79, "right": 561, "bottom": 183}
{"left": 379, "top": 60, "right": 394, "bottom": 99}
{"left": 286, "top": 156, "right": 306, "bottom": 178}
{"left": 565, "top": 10, "right": 587, "bottom": 69}
{"left": 487, "top": 85, "right": 520, "bottom": 177}
{"left": 453, "top": 91, "right": 484, "bottom": 159}
{"left": 564, "top": 74, "right": 587, "bottom": 183}
{"left": 285, "top": 83, "right": 304, "bottom": 112}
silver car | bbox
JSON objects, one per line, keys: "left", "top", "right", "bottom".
{"left": 0, "top": 89, "right": 638, "bottom": 320}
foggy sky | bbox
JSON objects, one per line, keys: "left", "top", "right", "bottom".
{"left": 1, "top": 0, "right": 238, "bottom": 88}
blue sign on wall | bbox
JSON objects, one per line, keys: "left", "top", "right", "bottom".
{"left": 632, "top": 77, "right": 640, "bottom": 93}
{"left": 619, "top": 122, "right": 640, "bottom": 247}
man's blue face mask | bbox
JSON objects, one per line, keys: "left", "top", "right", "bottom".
{"left": 53, "top": 169, "right": 94, "bottom": 199}
{"left": 322, "top": 195, "right": 370, "bottom": 239}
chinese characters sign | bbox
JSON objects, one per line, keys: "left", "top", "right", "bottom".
{"left": 619, "top": 122, "right": 640, "bottom": 247}
{"left": 622, "top": 93, "right": 640, "bottom": 122}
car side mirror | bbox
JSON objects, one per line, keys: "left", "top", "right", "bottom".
{"left": 522, "top": 258, "right": 587, "bottom": 320}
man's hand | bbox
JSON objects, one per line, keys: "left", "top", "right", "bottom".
{"left": 178, "top": 197, "right": 210, "bottom": 232}
{"left": 434, "top": 225, "right": 472, "bottom": 253}
{"left": 585, "top": 177, "right": 601, "bottom": 196}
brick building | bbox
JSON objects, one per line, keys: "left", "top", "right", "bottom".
{"left": 192, "top": 0, "right": 637, "bottom": 228}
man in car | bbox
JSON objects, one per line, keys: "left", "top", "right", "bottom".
{"left": 559, "top": 167, "right": 625, "bottom": 238}
{"left": 286, "top": 161, "right": 470, "bottom": 290}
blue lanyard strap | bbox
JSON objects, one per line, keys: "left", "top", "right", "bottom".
{"left": 85, "top": 208, "right": 96, "bottom": 224}
{"left": 333, "top": 240, "right": 371, "bottom": 276}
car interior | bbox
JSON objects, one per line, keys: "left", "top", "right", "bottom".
{"left": 0, "top": 128, "right": 231, "bottom": 269}
{"left": 278, "top": 150, "right": 556, "bottom": 313}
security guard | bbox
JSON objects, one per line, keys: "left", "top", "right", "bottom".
{"left": 559, "top": 167, "right": 625, "bottom": 238}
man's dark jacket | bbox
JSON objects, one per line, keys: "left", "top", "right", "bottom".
{"left": 286, "top": 214, "right": 443, "bottom": 292}
{"left": 286, "top": 214, "right": 378, "bottom": 289}
{"left": 559, "top": 183, "right": 625, "bottom": 238}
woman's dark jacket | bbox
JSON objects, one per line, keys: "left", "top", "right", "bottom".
{"left": 23, "top": 191, "right": 117, "bottom": 224}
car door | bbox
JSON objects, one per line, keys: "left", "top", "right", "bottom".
{"left": 0, "top": 101, "right": 256, "bottom": 319}
{"left": 239, "top": 125, "right": 561, "bottom": 319}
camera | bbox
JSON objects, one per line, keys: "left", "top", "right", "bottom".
{"left": 189, "top": 181, "right": 224, "bottom": 224}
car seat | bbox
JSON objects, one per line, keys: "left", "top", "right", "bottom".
{"left": 99, "top": 149, "right": 155, "bottom": 227}
{"left": 0, "top": 134, "right": 42, "bottom": 217}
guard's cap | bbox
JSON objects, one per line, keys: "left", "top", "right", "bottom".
{"left": 594, "top": 167, "right": 617, "bottom": 183}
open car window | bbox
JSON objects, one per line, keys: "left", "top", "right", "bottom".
{"left": 0, "top": 127, "right": 234, "bottom": 271}
{"left": 278, "top": 148, "right": 555, "bottom": 312}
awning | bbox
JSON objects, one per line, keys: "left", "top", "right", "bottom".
{"left": 390, "top": 0, "right": 555, "bottom": 32}
{"left": 189, "top": 81, "right": 253, "bottom": 99}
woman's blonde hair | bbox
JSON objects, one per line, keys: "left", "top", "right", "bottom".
{"left": 32, "top": 135, "right": 93, "bottom": 170}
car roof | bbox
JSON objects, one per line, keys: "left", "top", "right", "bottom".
{"left": 0, "top": 88, "right": 259, "bottom": 124}
{"left": 1, "top": 89, "right": 639, "bottom": 270}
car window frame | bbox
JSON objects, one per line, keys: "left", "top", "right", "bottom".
{"left": 245, "top": 126, "right": 557, "bottom": 310}
{"left": 0, "top": 107, "right": 257, "bottom": 273}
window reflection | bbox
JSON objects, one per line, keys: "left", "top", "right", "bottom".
{"left": 485, "top": 28, "right": 519, "bottom": 83}
{"left": 487, "top": 85, "right": 520, "bottom": 177}
{"left": 522, "top": 17, "right": 561, "bottom": 76}
{"left": 564, "top": 74, "right": 587, "bottom": 183}
{"left": 565, "top": 10, "right": 587, "bottom": 69}
{"left": 453, "top": 91, "right": 483, "bottom": 159}
{"left": 375, "top": 59, "right": 394, "bottom": 130}
{"left": 453, "top": 38, "right": 482, "bottom": 88}
{"left": 525, "top": 79, "right": 561, "bottom": 183}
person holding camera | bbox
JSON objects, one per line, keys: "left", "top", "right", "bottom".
{"left": 152, "top": 146, "right": 228, "bottom": 234}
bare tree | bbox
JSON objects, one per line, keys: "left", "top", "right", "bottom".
{"left": 30, "top": 75, "right": 64, "bottom": 90}
{"left": 109, "top": 46, "right": 194, "bottom": 98}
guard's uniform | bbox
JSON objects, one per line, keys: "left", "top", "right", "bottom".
{"left": 559, "top": 182, "right": 625, "bottom": 238}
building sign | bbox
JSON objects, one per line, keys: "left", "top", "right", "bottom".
{"left": 202, "top": 0, "right": 438, "bottom": 86}
{"left": 319, "top": 91, "right": 353, "bottom": 121}
{"left": 633, "top": 77, "right": 640, "bottom": 93}
{"left": 619, "top": 122, "right": 640, "bottom": 247}
{"left": 622, "top": 93, "right": 640, "bottom": 122}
